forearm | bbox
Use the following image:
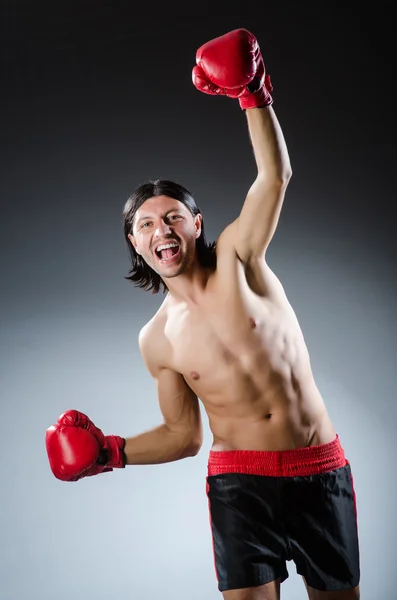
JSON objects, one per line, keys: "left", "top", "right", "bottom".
{"left": 246, "top": 106, "right": 292, "bottom": 184}
{"left": 123, "top": 423, "right": 199, "bottom": 465}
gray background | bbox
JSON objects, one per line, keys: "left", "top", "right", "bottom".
{"left": 1, "top": 3, "right": 395, "bottom": 599}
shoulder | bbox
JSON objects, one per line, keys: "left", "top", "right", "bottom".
{"left": 216, "top": 219, "right": 238, "bottom": 252}
{"left": 138, "top": 305, "right": 168, "bottom": 377}
{"left": 214, "top": 220, "right": 240, "bottom": 266}
{"left": 216, "top": 223, "right": 291, "bottom": 303}
{"left": 216, "top": 219, "right": 255, "bottom": 265}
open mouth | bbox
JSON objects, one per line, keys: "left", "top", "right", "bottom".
{"left": 154, "top": 242, "right": 181, "bottom": 263}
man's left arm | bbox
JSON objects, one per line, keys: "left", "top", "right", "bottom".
{"left": 192, "top": 28, "right": 293, "bottom": 262}
{"left": 235, "top": 105, "right": 292, "bottom": 263}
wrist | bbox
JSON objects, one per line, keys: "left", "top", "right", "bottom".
{"left": 239, "top": 74, "right": 273, "bottom": 110}
{"left": 103, "top": 435, "right": 126, "bottom": 468}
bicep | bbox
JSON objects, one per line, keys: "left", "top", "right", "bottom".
{"left": 155, "top": 368, "right": 201, "bottom": 435}
{"left": 235, "top": 177, "right": 288, "bottom": 261}
{"left": 139, "top": 323, "right": 201, "bottom": 437}
{"left": 216, "top": 182, "right": 286, "bottom": 265}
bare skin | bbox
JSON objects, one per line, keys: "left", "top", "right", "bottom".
{"left": 222, "top": 579, "right": 282, "bottom": 600}
{"left": 126, "top": 106, "right": 359, "bottom": 599}
{"left": 303, "top": 578, "right": 360, "bottom": 600}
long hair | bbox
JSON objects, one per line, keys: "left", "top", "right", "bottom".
{"left": 123, "top": 179, "right": 216, "bottom": 294}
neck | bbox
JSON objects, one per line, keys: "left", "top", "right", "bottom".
{"left": 162, "top": 262, "right": 212, "bottom": 304}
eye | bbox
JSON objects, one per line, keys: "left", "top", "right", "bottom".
{"left": 141, "top": 222, "right": 151, "bottom": 229}
{"left": 168, "top": 215, "right": 181, "bottom": 221}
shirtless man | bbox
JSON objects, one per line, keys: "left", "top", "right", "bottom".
{"left": 45, "top": 29, "right": 360, "bottom": 600}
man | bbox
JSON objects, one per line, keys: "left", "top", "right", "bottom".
{"left": 46, "top": 28, "right": 360, "bottom": 600}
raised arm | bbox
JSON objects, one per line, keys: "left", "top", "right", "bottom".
{"left": 235, "top": 105, "right": 292, "bottom": 262}
{"left": 122, "top": 327, "right": 203, "bottom": 465}
{"left": 192, "top": 28, "right": 293, "bottom": 262}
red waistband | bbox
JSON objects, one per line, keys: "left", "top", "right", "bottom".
{"left": 207, "top": 435, "right": 346, "bottom": 477}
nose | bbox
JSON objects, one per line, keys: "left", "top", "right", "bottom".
{"left": 154, "top": 218, "right": 172, "bottom": 238}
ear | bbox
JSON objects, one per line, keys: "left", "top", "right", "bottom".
{"left": 194, "top": 213, "right": 203, "bottom": 239}
{"left": 128, "top": 233, "right": 141, "bottom": 255}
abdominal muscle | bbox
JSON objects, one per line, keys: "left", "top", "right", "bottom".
{"left": 205, "top": 385, "right": 335, "bottom": 452}
{"left": 196, "top": 367, "right": 336, "bottom": 453}
{"left": 163, "top": 260, "right": 337, "bottom": 453}
{"left": 178, "top": 318, "right": 336, "bottom": 453}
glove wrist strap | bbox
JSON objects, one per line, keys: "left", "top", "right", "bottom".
{"left": 239, "top": 74, "right": 274, "bottom": 110}
{"left": 105, "top": 435, "right": 126, "bottom": 468}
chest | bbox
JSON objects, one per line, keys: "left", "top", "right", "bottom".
{"left": 163, "top": 266, "right": 274, "bottom": 377}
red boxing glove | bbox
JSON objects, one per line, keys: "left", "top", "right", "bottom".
{"left": 45, "top": 410, "right": 126, "bottom": 482}
{"left": 192, "top": 28, "right": 273, "bottom": 110}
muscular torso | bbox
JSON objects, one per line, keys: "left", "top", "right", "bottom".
{"left": 149, "top": 246, "right": 336, "bottom": 452}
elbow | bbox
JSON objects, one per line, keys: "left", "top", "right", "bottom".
{"left": 182, "top": 433, "right": 203, "bottom": 458}
{"left": 179, "top": 444, "right": 201, "bottom": 459}
{"left": 257, "top": 167, "right": 292, "bottom": 190}
{"left": 283, "top": 165, "right": 293, "bottom": 185}
{"left": 278, "top": 164, "right": 293, "bottom": 187}
{"left": 183, "top": 444, "right": 201, "bottom": 458}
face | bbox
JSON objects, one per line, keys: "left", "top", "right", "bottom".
{"left": 128, "top": 195, "right": 202, "bottom": 280}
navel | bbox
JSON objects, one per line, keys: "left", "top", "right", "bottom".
{"left": 191, "top": 371, "right": 200, "bottom": 380}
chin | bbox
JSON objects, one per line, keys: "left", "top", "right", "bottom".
{"left": 161, "top": 266, "right": 185, "bottom": 279}
{"left": 157, "top": 255, "right": 190, "bottom": 280}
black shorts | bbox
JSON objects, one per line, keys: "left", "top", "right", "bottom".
{"left": 206, "top": 435, "right": 360, "bottom": 592}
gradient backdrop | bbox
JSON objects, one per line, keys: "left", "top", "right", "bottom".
{"left": 1, "top": 4, "right": 395, "bottom": 599}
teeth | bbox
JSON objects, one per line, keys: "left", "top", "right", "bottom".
{"left": 156, "top": 242, "right": 179, "bottom": 252}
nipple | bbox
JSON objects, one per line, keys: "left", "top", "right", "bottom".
{"left": 248, "top": 317, "right": 257, "bottom": 329}
{"left": 191, "top": 371, "right": 200, "bottom": 380}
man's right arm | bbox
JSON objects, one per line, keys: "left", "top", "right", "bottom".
{"left": 123, "top": 325, "right": 203, "bottom": 465}
{"left": 45, "top": 323, "right": 202, "bottom": 481}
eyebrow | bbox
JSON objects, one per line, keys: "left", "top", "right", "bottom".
{"left": 135, "top": 209, "right": 180, "bottom": 225}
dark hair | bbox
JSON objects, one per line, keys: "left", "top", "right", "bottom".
{"left": 123, "top": 179, "right": 216, "bottom": 294}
